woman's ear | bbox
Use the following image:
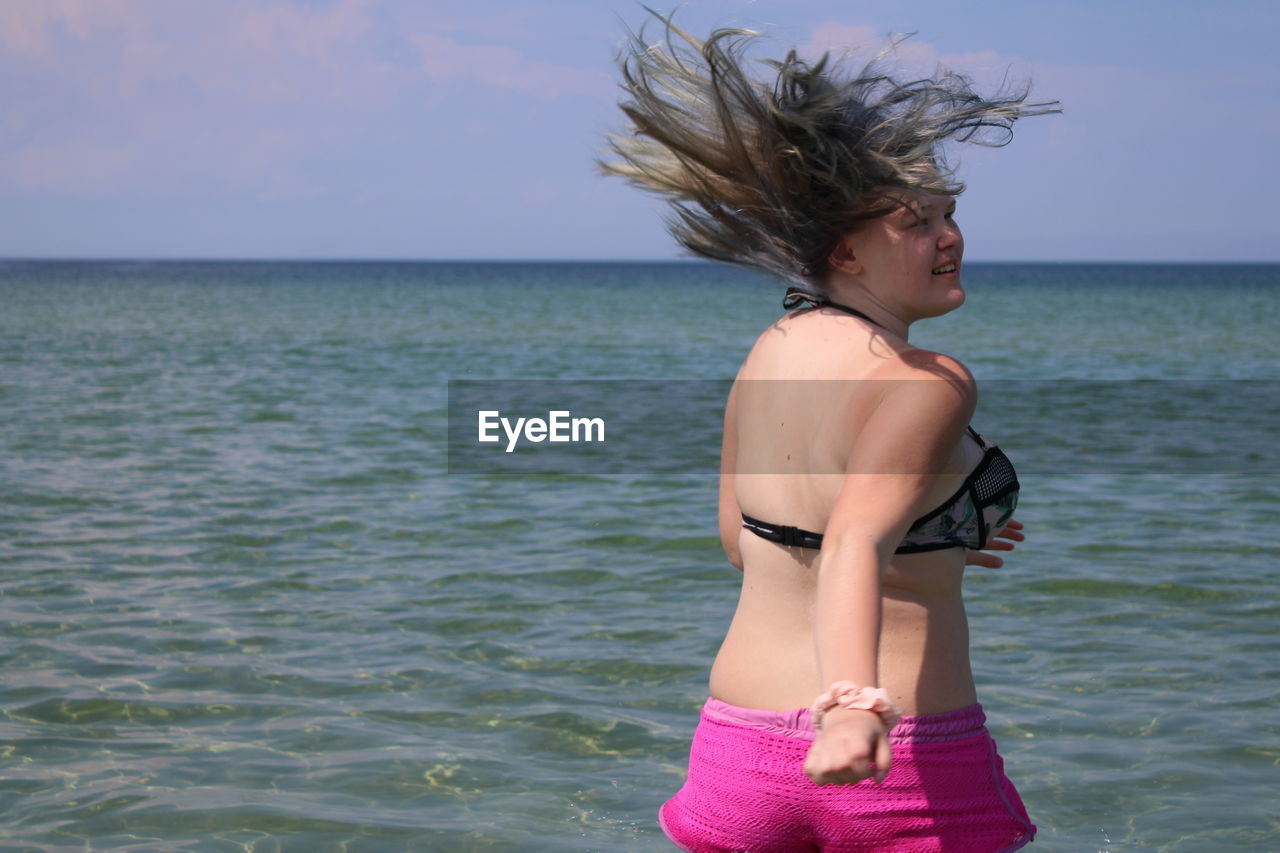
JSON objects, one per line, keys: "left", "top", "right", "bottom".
{"left": 827, "top": 235, "right": 862, "bottom": 277}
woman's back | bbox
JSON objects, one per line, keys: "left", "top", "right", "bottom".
{"left": 712, "top": 305, "right": 984, "bottom": 716}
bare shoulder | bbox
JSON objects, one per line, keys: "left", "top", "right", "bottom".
{"left": 869, "top": 345, "right": 977, "bottom": 421}
{"left": 861, "top": 337, "right": 974, "bottom": 380}
{"left": 743, "top": 313, "right": 976, "bottom": 402}
{"left": 896, "top": 346, "right": 974, "bottom": 385}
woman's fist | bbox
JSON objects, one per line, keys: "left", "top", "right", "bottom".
{"left": 804, "top": 709, "right": 893, "bottom": 785}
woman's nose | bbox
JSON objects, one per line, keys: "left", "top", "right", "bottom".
{"left": 938, "top": 220, "right": 962, "bottom": 250}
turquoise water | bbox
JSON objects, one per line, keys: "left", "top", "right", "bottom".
{"left": 2, "top": 260, "right": 1278, "bottom": 851}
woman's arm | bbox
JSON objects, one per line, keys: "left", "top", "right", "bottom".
{"left": 718, "top": 381, "right": 744, "bottom": 571}
{"left": 805, "top": 365, "right": 976, "bottom": 785}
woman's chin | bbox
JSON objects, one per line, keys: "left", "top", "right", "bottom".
{"left": 919, "top": 284, "right": 965, "bottom": 319}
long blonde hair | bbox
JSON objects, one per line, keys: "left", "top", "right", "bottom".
{"left": 600, "top": 13, "right": 1059, "bottom": 287}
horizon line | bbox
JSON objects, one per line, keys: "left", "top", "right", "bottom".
{"left": 3, "top": 257, "right": 1278, "bottom": 266}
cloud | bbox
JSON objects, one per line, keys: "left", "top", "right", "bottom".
{"left": 0, "top": 0, "right": 101, "bottom": 60}
{"left": 9, "top": 140, "right": 135, "bottom": 193}
{"left": 798, "top": 23, "right": 883, "bottom": 59}
{"left": 800, "top": 22, "right": 1025, "bottom": 91}
{"left": 411, "top": 33, "right": 612, "bottom": 100}
{"left": 2, "top": 0, "right": 607, "bottom": 102}
{"left": 800, "top": 22, "right": 938, "bottom": 66}
{"left": 0, "top": 0, "right": 611, "bottom": 199}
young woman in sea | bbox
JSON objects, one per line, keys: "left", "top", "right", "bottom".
{"left": 602, "top": 15, "right": 1058, "bottom": 852}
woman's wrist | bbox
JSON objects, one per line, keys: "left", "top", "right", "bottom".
{"left": 810, "top": 681, "right": 901, "bottom": 732}
{"left": 819, "top": 706, "right": 883, "bottom": 732}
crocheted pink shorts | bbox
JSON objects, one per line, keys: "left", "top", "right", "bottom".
{"left": 659, "top": 699, "right": 1035, "bottom": 853}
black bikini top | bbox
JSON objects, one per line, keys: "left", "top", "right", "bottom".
{"left": 738, "top": 289, "right": 1021, "bottom": 555}
{"left": 741, "top": 426, "right": 1020, "bottom": 554}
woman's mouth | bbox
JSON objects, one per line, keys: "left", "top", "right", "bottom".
{"left": 932, "top": 262, "right": 958, "bottom": 275}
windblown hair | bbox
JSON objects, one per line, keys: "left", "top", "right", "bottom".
{"left": 600, "top": 13, "right": 1060, "bottom": 287}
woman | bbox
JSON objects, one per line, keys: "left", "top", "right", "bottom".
{"left": 602, "top": 15, "right": 1057, "bottom": 853}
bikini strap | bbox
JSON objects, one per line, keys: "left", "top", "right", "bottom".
{"left": 782, "top": 287, "right": 885, "bottom": 330}
{"left": 742, "top": 513, "right": 824, "bottom": 550}
{"left": 782, "top": 287, "right": 825, "bottom": 311}
{"left": 966, "top": 425, "right": 989, "bottom": 450}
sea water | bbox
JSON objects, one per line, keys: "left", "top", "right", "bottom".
{"left": 1, "top": 260, "right": 1277, "bottom": 851}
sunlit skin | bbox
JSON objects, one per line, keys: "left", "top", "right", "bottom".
{"left": 713, "top": 191, "right": 1022, "bottom": 786}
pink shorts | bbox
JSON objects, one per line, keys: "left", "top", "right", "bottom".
{"left": 659, "top": 699, "right": 1035, "bottom": 853}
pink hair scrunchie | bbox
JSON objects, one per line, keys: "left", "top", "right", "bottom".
{"left": 810, "top": 681, "right": 902, "bottom": 732}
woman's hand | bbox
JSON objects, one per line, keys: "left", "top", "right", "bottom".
{"left": 964, "top": 517, "right": 1025, "bottom": 569}
{"left": 803, "top": 709, "right": 892, "bottom": 786}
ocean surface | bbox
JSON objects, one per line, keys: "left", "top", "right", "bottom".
{"left": 1, "top": 260, "right": 1277, "bottom": 852}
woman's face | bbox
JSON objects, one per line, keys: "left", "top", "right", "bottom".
{"left": 840, "top": 191, "right": 965, "bottom": 322}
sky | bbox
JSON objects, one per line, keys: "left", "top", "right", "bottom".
{"left": 2, "top": 0, "right": 1278, "bottom": 262}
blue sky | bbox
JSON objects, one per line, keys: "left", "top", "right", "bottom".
{"left": 2, "top": 0, "right": 1277, "bottom": 262}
